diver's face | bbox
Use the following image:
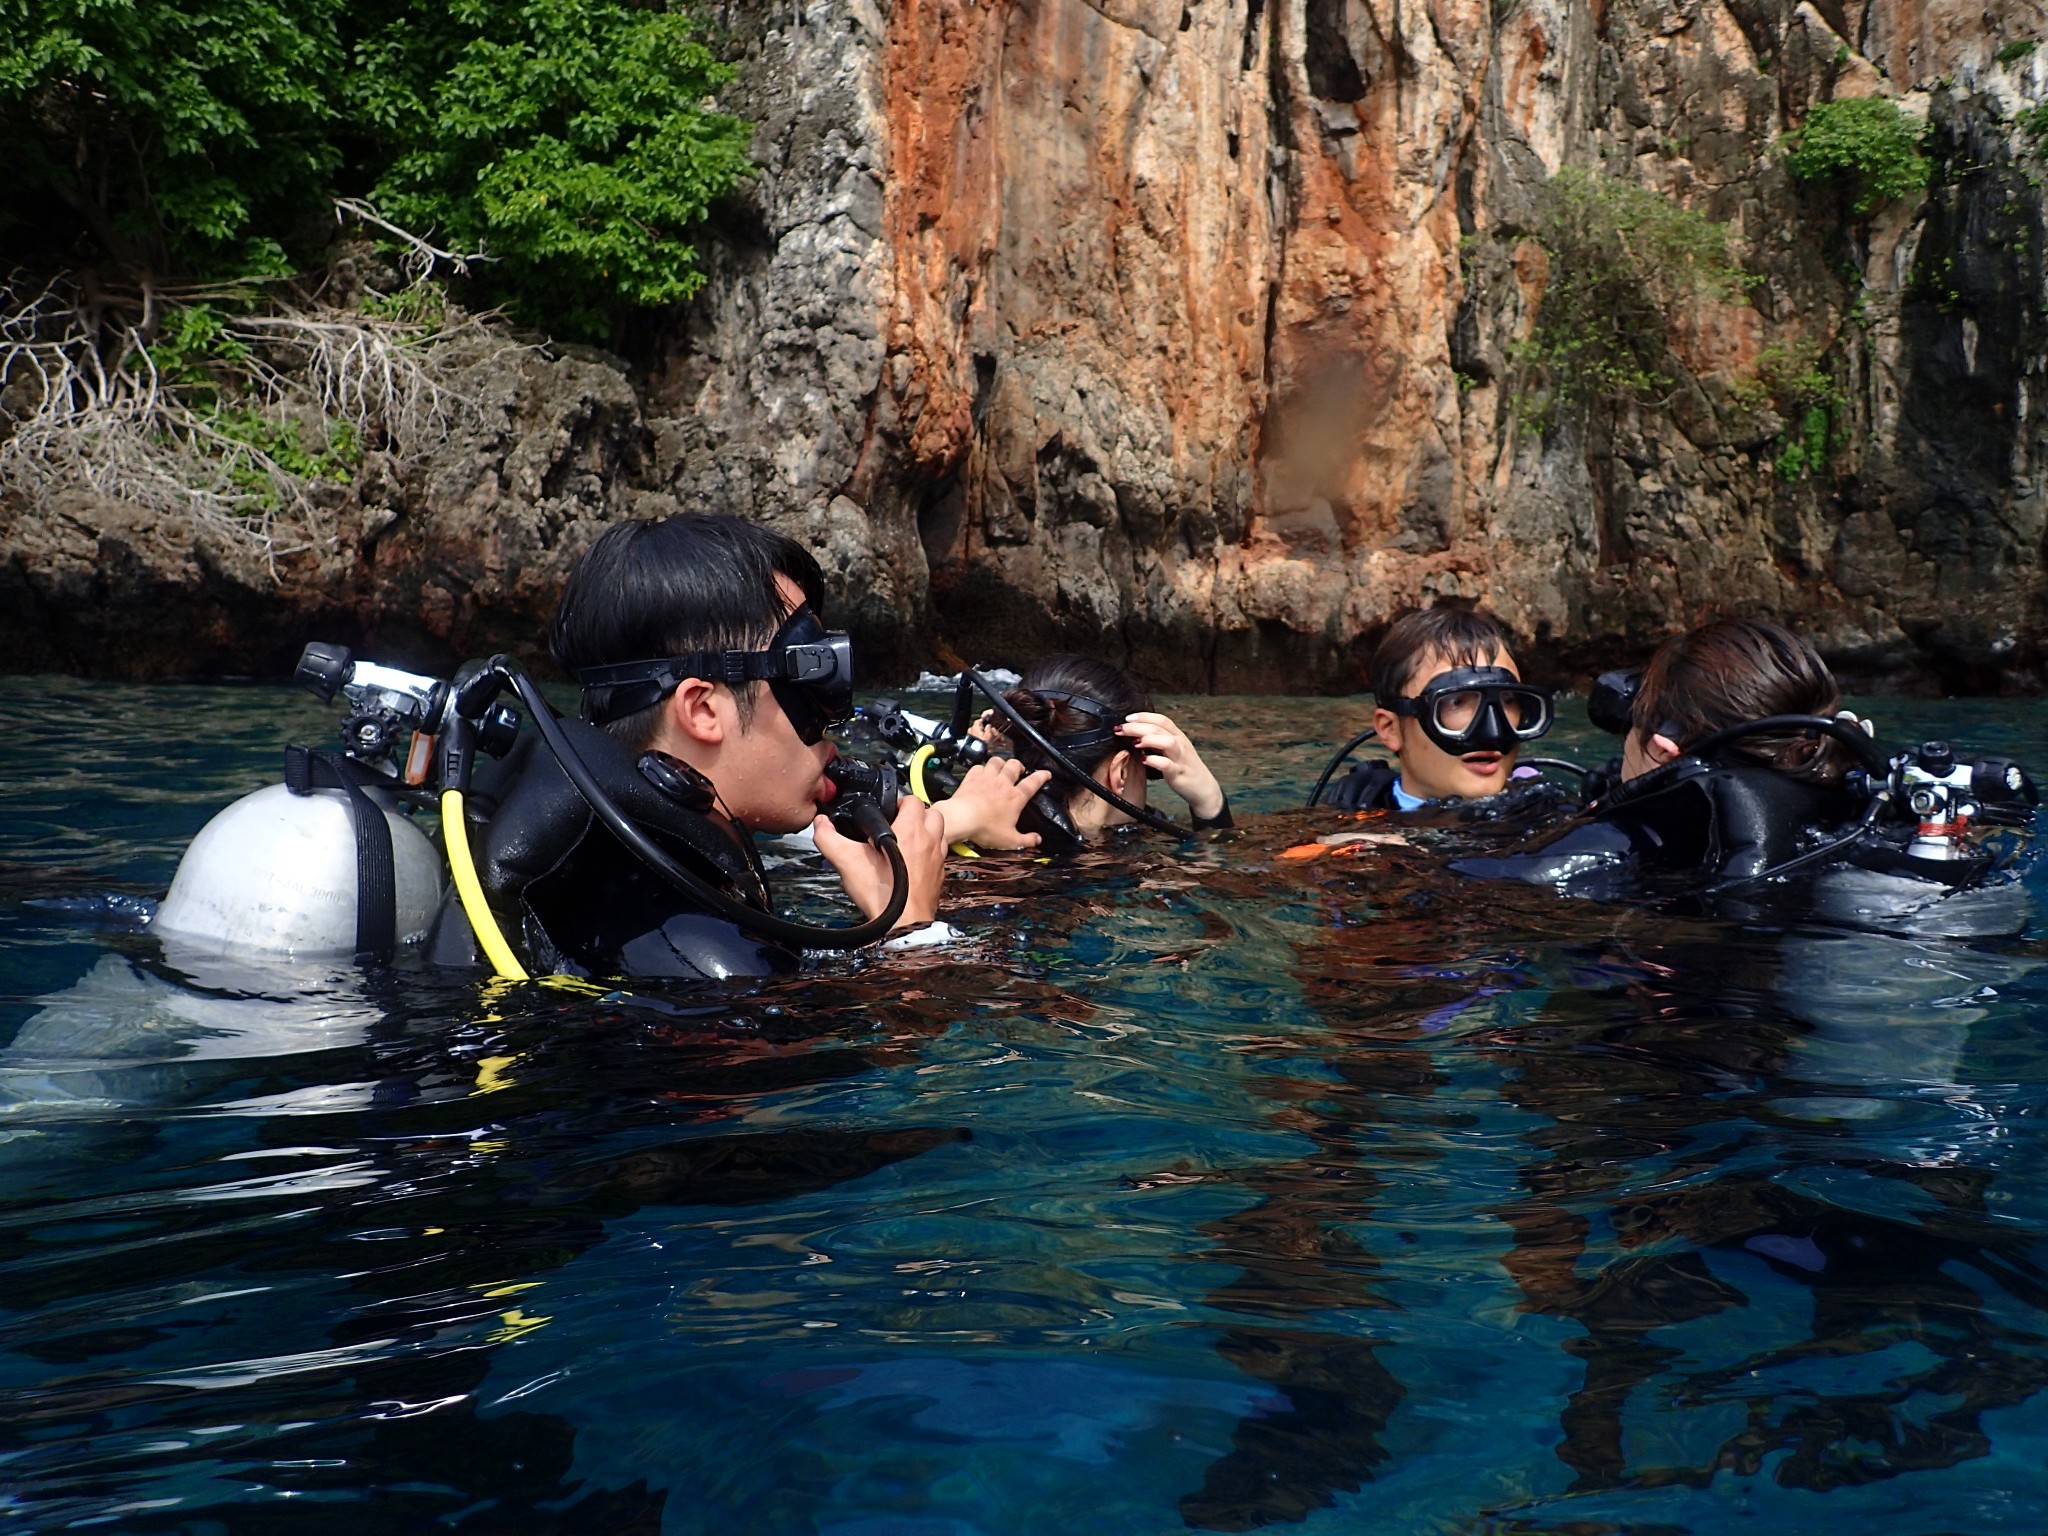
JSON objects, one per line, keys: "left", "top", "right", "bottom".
{"left": 721, "top": 682, "right": 839, "bottom": 833}
{"left": 657, "top": 574, "right": 838, "bottom": 833}
{"left": 1372, "top": 645, "right": 1522, "bottom": 801}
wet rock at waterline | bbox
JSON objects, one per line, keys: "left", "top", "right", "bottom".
{"left": 4, "top": 0, "right": 2047, "bottom": 689}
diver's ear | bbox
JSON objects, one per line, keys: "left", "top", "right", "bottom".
{"left": 1372, "top": 707, "right": 1404, "bottom": 756}
{"left": 666, "top": 677, "right": 729, "bottom": 748}
{"left": 1648, "top": 731, "right": 1682, "bottom": 765}
{"left": 1102, "top": 747, "right": 1135, "bottom": 796}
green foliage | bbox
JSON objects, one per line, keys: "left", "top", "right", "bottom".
{"left": 0, "top": 0, "right": 344, "bottom": 271}
{"left": 1785, "top": 97, "right": 1931, "bottom": 214}
{"left": 2021, "top": 102, "right": 2048, "bottom": 140}
{"left": 0, "top": 0, "right": 751, "bottom": 340}
{"left": 1732, "top": 339, "right": 1840, "bottom": 415}
{"left": 366, "top": 4, "right": 753, "bottom": 338}
{"left": 1996, "top": 39, "right": 2039, "bottom": 65}
{"left": 1775, "top": 404, "right": 1834, "bottom": 480}
{"left": 1511, "top": 168, "right": 1756, "bottom": 426}
{"left": 213, "top": 410, "right": 362, "bottom": 505}
{"left": 1731, "top": 339, "right": 1842, "bottom": 480}
{"left": 136, "top": 305, "right": 253, "bottom": 399}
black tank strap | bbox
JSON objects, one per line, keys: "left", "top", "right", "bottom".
{"left": 284, "top": 745, "right": 397, "bottom": 961}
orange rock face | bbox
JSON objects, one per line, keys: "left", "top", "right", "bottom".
{"left": 8, "top": 0, "right": 2045, "bottom": 690}
{"left": 711, "top": 0, "right": 2048, "bottom": 689}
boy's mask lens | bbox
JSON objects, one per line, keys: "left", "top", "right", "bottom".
{"left": 1402, "top": 667, "right": 1553, "bottom": 755}
{"left": 1435, "top": 690, "right": 1483, "bottom": 733}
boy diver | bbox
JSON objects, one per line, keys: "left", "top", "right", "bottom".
{"left": 1314, "top": 606, "right": 1556, "bottom": 811}
{"left": 430, "top": 515, "right": 949, "bottom": 980}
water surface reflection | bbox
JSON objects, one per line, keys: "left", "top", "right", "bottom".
{"left": 2, "top": 683, "right": 2047, "bottom": 1533}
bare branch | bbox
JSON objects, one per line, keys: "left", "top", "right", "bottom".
{"left": 333, "top": 197, "right": 493, "bottom": 286}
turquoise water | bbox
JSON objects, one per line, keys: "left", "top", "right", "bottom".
{"left": 3, "top": 679, "right": 2048, "bottom": 1532}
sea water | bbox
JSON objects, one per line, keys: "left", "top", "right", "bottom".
{"left": 2, "top": 678, "right": 2047, "bottom": 1534}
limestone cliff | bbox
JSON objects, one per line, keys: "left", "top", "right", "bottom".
{"left": 5, "top": 0, "right": 2046, "bottom": 690}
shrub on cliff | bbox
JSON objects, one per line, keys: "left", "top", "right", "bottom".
{"left": 1785, "top": 98, "right": 1930, "bottom": 215}
{"left": 1513, "top": 169, "right": 1754, "bottom": 426}
{"left": 1731, "top": 339, "right": 1844, "bottom": 480}
{"left": 0, "top": 0, "right": 749, "bottom": 340}
{"left": 355, "top": 4, "right": 752, "bottom": 339}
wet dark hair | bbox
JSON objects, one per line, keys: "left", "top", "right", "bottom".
{"left": 551, "top": 514, "right": 826, "bottom": 748}
{"left": 998, "top": 655, "right": 1151, "bottom": 811}
{"left": 1632, "top": 617, "right": 1847, "bottom": 783}
{"left": 1369, "top": 606, "right": 1514, "bottom": 700}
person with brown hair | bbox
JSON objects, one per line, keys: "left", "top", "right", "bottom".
{"left": 1619, "top": 617, "right": 1853, "bottom": 786}
{"left": 1315, "top": 605, "right": 1557, "bottom": 810}
{"left": 1459, "top": 615, "right": 1864, "bottom": 892}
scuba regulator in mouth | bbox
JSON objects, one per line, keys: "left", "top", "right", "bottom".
{"left": 823, "top": 758, "right": 902, "bottom": 844}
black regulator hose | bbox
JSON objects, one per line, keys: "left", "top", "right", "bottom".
{"left": 964, "top": 668, "right": 1190, "bottom": 837}
{"left": 1683, "top": 714, "right": 1891, "bottom": 777}
{"left": 1307, "top": 729, "right": 1381, "bottom": 808}
{"left": 489, "top": 659, "right": 910, "bottom": 949}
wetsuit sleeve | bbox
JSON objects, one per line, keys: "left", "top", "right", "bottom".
{"left": 1192, "top": 794, "right": 1234, "bottom": 831}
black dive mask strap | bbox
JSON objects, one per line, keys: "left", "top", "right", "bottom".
{"left": 575, "top": 606, "right": 854, "bottom": 745}
{"left": 964, "top": 669, "right": 1188, "bottom": 838}
{"left": 1029, "top": 690, "right": 1120, "bottom": 753}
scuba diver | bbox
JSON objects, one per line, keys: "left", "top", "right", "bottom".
{"left": 152, "top": 514, "right": 952, "bottom": 984}
{"left": 1307, "top": 606, "right": 1567, "bottom": 816}
{"left": 428, "top": 515, "right": 950, "bottom": 979}
{"left": 1455, "top": 617, "right": 2040, "bottom": 933}
{"left": 851, "top": 655, "right": 1231, "bottom": 855}
{"left": 980, "top": 656, "right": 1231, "bottom": 845}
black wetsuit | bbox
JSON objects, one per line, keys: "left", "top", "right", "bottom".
{"left": 1318, "top": 759, "right": 1577, "bottom": 827}
{"left": 1454, "top": 754, "right": 1855, "bottom": 894}
{"left": 1318, "top": 761, "right": 1402, "bottom": 812}
{"left": 425, "top": 718, "right": 793, "bottom": 981}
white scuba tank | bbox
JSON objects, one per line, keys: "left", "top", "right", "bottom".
{"left": 153, "top": 782, "right": 444, "bottom": 956}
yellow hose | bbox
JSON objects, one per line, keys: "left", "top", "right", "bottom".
{"left": 908, "top": 744, "right": 979, "bottom": 859}
{"left": 441, "top": 788, "right": 529, "bottom": 981}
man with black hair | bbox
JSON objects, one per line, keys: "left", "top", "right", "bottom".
{"left": 439, "top": 515, "right": 949, "bottom": 980}
{"left": 1316, "top": 606, "right": 1555, "bottom": 811}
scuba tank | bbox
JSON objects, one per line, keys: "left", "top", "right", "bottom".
{"left": 151, "top": 646, "right": 518, "bottom": 960}
{"left": 154, "top": 782, "right": 444, "bottom": 956}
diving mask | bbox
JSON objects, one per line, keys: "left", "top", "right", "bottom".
{"left": 1007, "top": 688, "right": 1161, "bottom": 780}
{"left": 1384, "top": 666, "right": 1554, "bottom": 756}
{"left": 1587, "top": 667, "right": 1643, "bottom": 735}
{"left": 576, "top": 604, "right": 855, "bottom": 746}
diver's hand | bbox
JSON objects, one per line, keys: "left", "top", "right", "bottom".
{"left": 1118, "top": 711, "right": 1224, "bottom": 821}
{"left": 814, "top": 795, "right": 948, "bottom": 929}
{"left": 937, "top": 758, "right": 1052, "bottom": 850}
